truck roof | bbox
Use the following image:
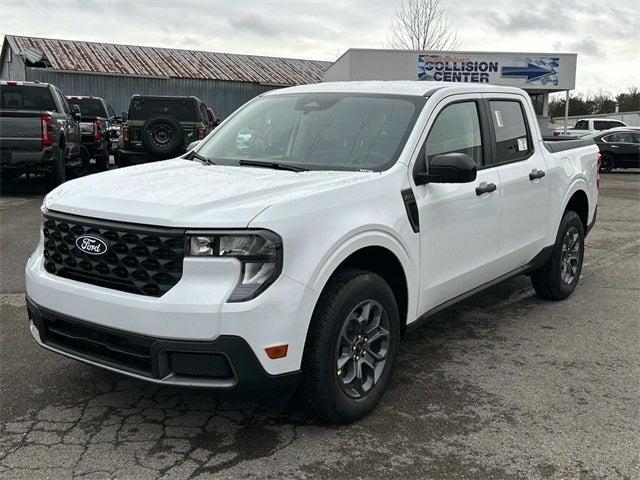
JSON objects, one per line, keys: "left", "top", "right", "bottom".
{"left": 266, "top": 81, "right": 526, "bottom": 97}
{"left": 0, "top": 80, "right": 50, "bottom": 88}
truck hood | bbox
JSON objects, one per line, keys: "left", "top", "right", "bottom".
{"left": 45, "top": 159, "right": 378, "bottom": 227}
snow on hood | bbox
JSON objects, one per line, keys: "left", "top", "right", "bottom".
{"left": 44, "top": 159, "right": 378, "bottom": 227}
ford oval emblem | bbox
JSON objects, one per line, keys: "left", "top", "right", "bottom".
{"left": 75, "top": 235, "right": 108, "bottom": 255}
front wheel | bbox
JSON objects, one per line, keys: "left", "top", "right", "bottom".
{"left": 301, "top": 268, "right": 400, "bottom": 423}
{"left": 531, "top": 210, "right": 585, "bottom": 300}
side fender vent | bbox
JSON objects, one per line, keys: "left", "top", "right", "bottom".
{"left": 401, "top": 188, "right": 420, "bottom": 233}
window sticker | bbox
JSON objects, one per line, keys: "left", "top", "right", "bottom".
{"left": 494, "top": 110, "right": 504, "bottom": 127}
{"left": 517, "top": 137, "right": 528, "bottom": 151}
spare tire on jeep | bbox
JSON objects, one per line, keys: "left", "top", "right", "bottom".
{"left": 141, "top": 114, "right": 184, "bottom": 159}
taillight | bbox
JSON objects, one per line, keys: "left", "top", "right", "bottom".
{"left": 197, "top": 127, "right": 206, "bottom": 140}
{"left": 93, "top": 119, "right": 102, "bottom": 141}
{"left": 41, "top": 115, "right": 53, "bottom": 146}
{"left": 122, "top": 125, "right": 129, "bottom": 142}
{"left": 596, "top": 152, "right": 601, "bottom": 191}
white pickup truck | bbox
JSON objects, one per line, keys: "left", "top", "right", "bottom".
{"left": 26, "top": 82, "right": 599, "bottom": 423}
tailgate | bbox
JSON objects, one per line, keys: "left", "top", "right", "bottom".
{"left": 0, "top": 111, "right": 43, "bottom": 150}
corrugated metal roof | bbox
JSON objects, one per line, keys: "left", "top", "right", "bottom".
{"left": 5, "top": 35, "right": 331, "bottom": 86}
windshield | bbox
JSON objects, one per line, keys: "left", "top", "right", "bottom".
{"left": 1, "top": 85, "right": 56, "bottom": 111}
{"left": 195, "top": 93, "right": 424, "bottom": 171}
{"left": 67, "top": 98, "right": 107, "bottom": 117}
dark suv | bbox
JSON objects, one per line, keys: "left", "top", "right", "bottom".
{"left": 66, "top": 96, "right": 119, "bottom": 171}
{"left": 117, "top": 95, "right": 216, "bottom": 166}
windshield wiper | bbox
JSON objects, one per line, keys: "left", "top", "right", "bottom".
{"left": 185, "top": 150, "right": 216, "bottom": 165}
{"left": 238, "top": 160, "right": 307, "bottom": 172}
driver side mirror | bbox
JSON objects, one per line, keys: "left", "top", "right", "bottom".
{"left": 71, "top": 104, "right": 81, "bottom": 121}
{"left": 415, "top": 152, "right": 477, "bottom": 185}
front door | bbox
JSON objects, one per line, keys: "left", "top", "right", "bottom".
{"left": 412, "top": 97, "right": 502, "bottom": 314}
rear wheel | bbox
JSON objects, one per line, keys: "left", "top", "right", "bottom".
{"left": 301, "top": 268, "right": 400, "bottom": 423}
{"left": 46, "top": 145, "right": 66, "bottom": 189}
{"left": 68, "top": 146, "right": 91, "bottom": 178}
{"left": 531, "top": 210, "right": 585, "bottom": 300}
{"left": 95, "top": 145, "right": 109, "bottom": 171}
{"left": 600, "top": 154, "right": 614, "bottom": 173}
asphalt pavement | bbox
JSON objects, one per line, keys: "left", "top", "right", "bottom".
{"left": 0, "top": 171, "right": 638, "bottom": 480}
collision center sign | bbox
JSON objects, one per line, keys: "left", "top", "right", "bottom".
{"left": 418, "top": 53, "right": 572, "bottom": 89}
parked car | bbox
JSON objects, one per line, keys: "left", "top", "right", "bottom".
{"left": 593, "top": 128, "right": 640, "bottom": 172}
{"left": 66, "top": 95, "right": 119, "bottom": 171}
{"left": 0, "top": 81, "right": 85, "bottom": 186}
{"left": 117, "top": 95, "right": 216, "bottom": 166}
{"left": 26, "top": 82, "right": 599, "bottom": 423}
{"left": 553, "top": 118, "right": 628, "bottom": 137}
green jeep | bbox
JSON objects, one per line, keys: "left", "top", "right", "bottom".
{"left": 117, "top": 95, "right": 216, "bottom": 166}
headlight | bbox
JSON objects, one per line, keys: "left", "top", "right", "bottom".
{"left": 186, "top": 230, "right": 282, "bottom": 302}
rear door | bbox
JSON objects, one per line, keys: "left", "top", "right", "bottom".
{"left": 413, "top": 95, "right": 502, "bottom": 313}
{"left": 603, "top": 132, "right": 640, "bottom": 167}
{"left": 483, "top": 94, "right": 550, "bottom": 273}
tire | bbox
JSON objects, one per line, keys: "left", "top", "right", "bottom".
{"left": 600, "top": 154, "right": 614, "bottom": 173}
{"left": 141, "top": 114, "right": 184, "bottom": 159}
{"left": 531, "top": 210, "right": 585, "bottom": 300}
{"left": 301, "top": 268, "right": 400, "bottom": 423}
{"left": 95, "top": 145, "right": 109, "bottom": 171}
{"left": 68, "top": 146, "right": 91, "bottom": 179}
{"left": 115, "top": 151, "right": 129, "bottom": 168}
{"left": 46, "top": 145, "right": 66, "bottom": 189}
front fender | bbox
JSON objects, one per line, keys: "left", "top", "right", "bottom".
{"left": 308, "top": 227, "right": 419, "bottom": 324}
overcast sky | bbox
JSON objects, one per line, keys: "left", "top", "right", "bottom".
{"left": 1, "top": 0, "right": 639, "bottom": 95}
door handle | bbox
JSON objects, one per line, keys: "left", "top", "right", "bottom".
{"left": 476, "top": 182, "right": 497, "bottom": 196}
{"left": 610, "top": 145, "right": 619, "bottom": 148}
{"left": 529, "top": 169, "right": 546, "bottom": 181}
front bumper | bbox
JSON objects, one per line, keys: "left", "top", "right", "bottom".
{"left": 26, "top": 242, "right": 319, "bottom": 379}
{"left": 27, "top": 297, "right": 300, "bottom": 399}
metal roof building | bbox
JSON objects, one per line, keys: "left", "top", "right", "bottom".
{"left": 0, "top": 35, "right": 331, "bottom": 117}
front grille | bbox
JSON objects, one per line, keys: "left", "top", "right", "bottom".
{"left": 41, "top": 314, "right": 154, "bottom": 376}
{"left": 43, "top": 212, "right": 185, "bottom": 297}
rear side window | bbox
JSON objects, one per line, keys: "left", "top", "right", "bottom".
{"left": 128, "top": 97, "right": 198, "bottom": 121}
{"left": 425, "top": 101, "right": 483, "bottom": 165}
{"left": 489, "top": 100, "right": 531, "bottom": 163}
{"left": 0, "top": 85, "right": 56, "bottom": 110}
{"left": 594, "top": 120, "right": 623, "bottom": 130}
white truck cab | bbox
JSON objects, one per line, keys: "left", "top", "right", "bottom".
{"left": 26, "top": 82, "right": 599, "bottom": 423}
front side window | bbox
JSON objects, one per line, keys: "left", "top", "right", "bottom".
{"left": 489, "top": 100, "right": 531, "bottom": 163}
{"left": 604, "top": 132, "right": 634, "bottom": 143}
{"left": 424, "top": 101, "right": 483, "bottom": 165}
{"left": 195, "top": 93, "right": 423, "bottom": 172}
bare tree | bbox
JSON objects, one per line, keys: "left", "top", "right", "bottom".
{"left": 387, "top": 0, "right": 460, "bottom": 51}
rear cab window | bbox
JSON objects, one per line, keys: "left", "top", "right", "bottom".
{"left": 488, "top": 100, "right": 532, "bottom": 163}
{"left": 574, "top": 120, "right": 588, "bottom": 130}
{"left": 0, "top": 85, "right": 56, "bottom": 111}
{"left": 128, "top": 97, "right": 198, "bottom": 121}
{"left": 67, "top": 97, "right": 108, "bottom": 118}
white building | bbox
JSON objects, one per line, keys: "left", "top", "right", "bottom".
{"left": 324, "top": 49, "right": 577, "bottom": 134}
